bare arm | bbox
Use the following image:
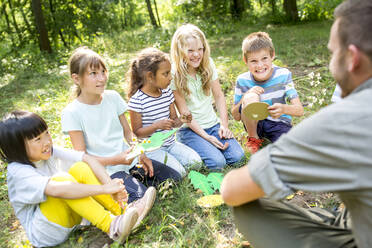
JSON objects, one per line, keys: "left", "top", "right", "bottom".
{"left": 129, "top": 110, "right": 175, "bottom": 138}
{"left": 268, "top": 97, "right": 304, "bottom": 119}
{"left": 211, "top": 78, "right": 229, "bottom": 128}
{"left": 221, "top": 165, "right": 265, "bottom": 206}
{"left": 118, "top": 113, "right": 134, "bottom": 144}
{"left": 231, "top": 99, "right": 242, "bottom": 121}
{"left": 44, "top": 177, "right": 125, "bottom": 199}
{"left": 211, "top": 79, "right": 234, "bottom": 139}
{"left": 68, "top": 130, "right": 133, "bottom": 166}
{"left": 172, "top": 90, "right": 210, "bottom": 139}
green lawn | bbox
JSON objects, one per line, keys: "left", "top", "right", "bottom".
{"left": 0, "top": 20, "right": 338, "bottom": 248}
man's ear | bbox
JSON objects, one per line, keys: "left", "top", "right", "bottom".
{"left": 243, "top": 56, "right": 247, "bottom": 65}
{"left": 348, "top": 44, "right": 361, "bottom": 72}
{"left": 271, "top": 50, "right": 276, "bottom": 61}
{"left": 71, "top": 73, "right": 80, "bottom": 85}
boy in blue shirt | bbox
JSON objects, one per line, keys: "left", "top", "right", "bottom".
{"left": 232, "top": 32, "right": 304, "bottom": 154}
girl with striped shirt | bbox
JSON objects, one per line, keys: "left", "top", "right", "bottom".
{"left": 127, "top": 48, "right": 202, "bottom": 174}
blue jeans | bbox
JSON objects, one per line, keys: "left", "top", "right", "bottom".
{"left": 111, "top": 159, "right": 181, "bottom": 203}
{"left": 145, "top": 148, "right": 187, "bottom": 177}
{"left": 177, "top": 123, "right": 245, "bottom": 170}
{"left": 161, "top": 141, "right": 202, "bottom": 170}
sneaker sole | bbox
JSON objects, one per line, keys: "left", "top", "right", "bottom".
{"left": 133, "top": 186, "right": 156, "bottom": 229}
{"left": 117, "top": 208, "right": 139, "bottom": 244}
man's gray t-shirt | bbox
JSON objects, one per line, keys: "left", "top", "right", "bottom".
{"left": 248, "top": 78, "right": 372, "bottom": 248}
{"left": 7, "top": 147, "right": 84, "bottom": 247}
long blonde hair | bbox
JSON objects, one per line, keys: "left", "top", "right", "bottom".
{"left": 170, "top": 24, "right": 213, "bottom": 97}
{"left": 68, "top": 46, "right": 107, "bottom": 97}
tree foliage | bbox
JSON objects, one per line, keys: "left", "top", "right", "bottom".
{"left": 0, "top": 0, "right": 342, "bottom": 59}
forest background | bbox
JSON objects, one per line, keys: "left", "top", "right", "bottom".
{"left": 1, "top": 0, "right": 343, "bottom": 247}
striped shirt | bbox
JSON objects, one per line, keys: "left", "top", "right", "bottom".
{"left": 234, "top": 65, "right": 298, "bottom": 124}
{"left": 128, "top": 87, "right": 175, "bottom": 146}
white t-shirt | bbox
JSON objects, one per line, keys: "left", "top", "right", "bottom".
{"left": 7, "top": 147, "right": 84, "bottom": 247}
{"left": 61, "top": 90, "right": 133, "bottom": 174}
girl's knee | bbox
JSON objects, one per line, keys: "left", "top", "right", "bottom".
{"left": 68, "top": 161, "right": 91, "bottom": 177}
{"left": 51, "top": 173, "right": 77, "bottom": 183}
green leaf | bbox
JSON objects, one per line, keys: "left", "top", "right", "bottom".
{"left": 188, "top": 171, "right": 214, "bottom": 196}
{"left": 207, "top": 173, "right": 223, "bottom": 191}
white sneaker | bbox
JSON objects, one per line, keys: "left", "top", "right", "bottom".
{"left": 128, "top": 186, "right": 156, "bottom": 229}
{"left": 108, "top": 208, "right": 138, "bottom": 243}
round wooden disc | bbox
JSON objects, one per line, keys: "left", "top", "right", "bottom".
{"left": 242, "top": 102, "right": 269, "bottom": 120}
{"left": 196, "top": 194, "right": 224, "bottom": 208}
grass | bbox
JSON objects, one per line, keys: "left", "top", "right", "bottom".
{"left": 0, "top": 20, "right": 339, "bottom": 247}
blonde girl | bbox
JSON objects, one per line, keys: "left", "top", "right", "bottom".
{"left": 0, "top": 111, "right": 148, "bottom": 246}
{"left": 170, "top": 24, "right": 244, "bottom": 170}
{"left": 61, "top": 47, "right": 180, "bottom": 205}
{"left": 127, "top": 47, "right": 202, "bottom": 173}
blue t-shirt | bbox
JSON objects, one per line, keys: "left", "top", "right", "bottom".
{"left": 234, "top": 65, "right": 298, "bottom": 124}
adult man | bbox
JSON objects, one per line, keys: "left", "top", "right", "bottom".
{"left": 221, "top": 0, "right": 372, "bottom": 247}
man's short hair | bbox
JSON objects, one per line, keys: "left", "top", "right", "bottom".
{"left": 334, "top": 0, "right": 372, "bottom": 61}
{"left": 242, "top": 32, "right": 274, "bottom": 61}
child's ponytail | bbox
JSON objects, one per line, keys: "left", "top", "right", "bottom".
{"left": 128, "top": 59, "right": 144, "bottom": 98}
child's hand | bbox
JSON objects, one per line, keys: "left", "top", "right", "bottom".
{"left": 113, "top": 187, "right": 129, "bottom": 209}
{"left": 104, "top": 178, "right": 127, "bottom": 196}
{"left": 247, "top": 86, "right": 264, "bottom": 95}
{"left": 180, "top": 111, "right": 192, "bottom": 123}
{"left": 206, "top": 135, "right": 226, "bottom": 150}
{"left": 139, "top": 154, "right": 154, "bottom": 177}
{"left": 218, "top": 125, "right": 234, "bottom": 139}
{"left": 268, "top": 103, "right": 286, "bottom": 119}
{"left": 155, "top": 119, "right": 175, "bottom": 130}
{"left": 116, "top": 148, "right": 135, "bottom": 165}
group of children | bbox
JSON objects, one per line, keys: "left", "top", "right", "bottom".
{"left": 0, "top": 24, "right": 303, "bottom": 247}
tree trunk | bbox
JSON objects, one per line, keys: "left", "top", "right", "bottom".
{"left": 270, "top": 0, "right": 276, "bottom": 16}
{"left": 18, "top": 0, "right": 33, "bottom": 35}
{"left": 1, "top": 2, "right": 12, "bottom": 33}
{"left": 145, "top": 0, "right": 158, "bottom": 28}
{"left": 48, "top": 0, "right": 68, "bottom": 48}
{"left": 230, "top": 0, "right": 245, "bottom": 19}
{"left": 7, "top": 0, "right": 23, "bottom": 42}
{"left": 283, "top": 0, "right": 299, "bottom": 22}
{"left": 31, "top": 0, "right": 52, "bottom": 53}
{"left": 153, "top": 0, "right": 161, "bottom": 27}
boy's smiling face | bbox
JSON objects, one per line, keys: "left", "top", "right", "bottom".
{"left": 245, "top": 49, "right": 275, "bottom": 82}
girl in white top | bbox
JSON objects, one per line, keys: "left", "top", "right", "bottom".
{"left": 61, "top": 47, "right": 181, "bottom": 202}
{"left": 170, "top": 24, "right": 244, "bottom": 170}
{"left": 127, "top": 48, "right": 202, "bottom": 172}
{"left": 0, "top": 111, "right": 149, "bottom": 247}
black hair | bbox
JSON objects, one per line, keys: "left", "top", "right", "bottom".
{"left": 0, "top": 111, "right": 48, "bottom": 167}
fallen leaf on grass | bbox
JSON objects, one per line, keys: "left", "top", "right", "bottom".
{"left": 10, "top": 220, "right": 20, "bottom": 231}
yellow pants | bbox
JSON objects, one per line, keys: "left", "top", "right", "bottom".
{"left": 39, "top": 162, "right": 122, "bottom": 233}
